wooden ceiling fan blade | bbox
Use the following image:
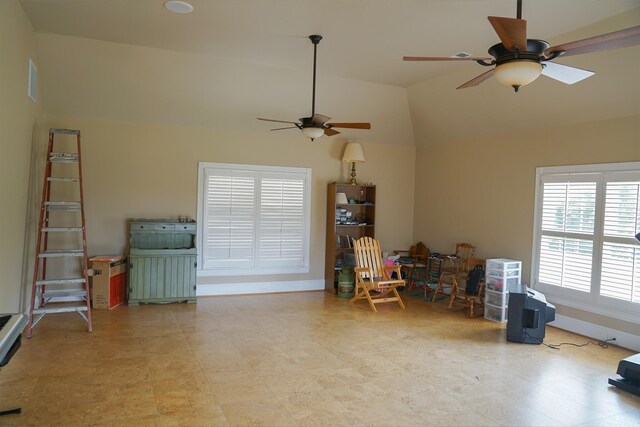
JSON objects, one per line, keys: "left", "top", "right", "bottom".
{"left": 488, "top": 16, "right": 527, "bottom": 51}
{"left": 545, "top": 25, "right": 640, "bottom": 58}
{"left": 324, "top": 128, "right": 340, "bottom": 136}
{"left": 326, "top": 122, "right": 371, "bottom": 129}
{"left": 456, "top": 69, "right": 495, "bottom": 89}
{"left": 269, "top": 126, "right": 299, "bottom": 131}
{"left": 541, "top": 62, "right": 594, "bottom": 84}
{"left": 403, "top": 56, "right": 492, "bottom": 61}
{"left": 258, "top": 117, "right": 299, "bottom": 125}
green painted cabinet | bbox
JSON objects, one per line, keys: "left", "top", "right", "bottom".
{"left": 128, "top": 219, "right": 197, "bottom": 305}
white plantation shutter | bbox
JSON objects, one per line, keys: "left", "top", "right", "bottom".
{"left": 258, "top": 172, "right": 305, "bottom": 267}
{"left": 198, "top": 163, "right": 311, "bottom": 275}
{"left": 537, "top": 180, "right": 596, "bottom": 293}
{"left": 532, "top": 164, "right": 640, "bottom": 321}
{"left": 600, "top": 180, "right": 640, "bottom": 303}
{"left": 203, "top": 169, "right": 256, "bottom": 269}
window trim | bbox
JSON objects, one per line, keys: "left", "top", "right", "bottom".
{"left": 196, "top": 162, "right": 312, "bottom": 277}
{"left": 530, "top": 161, "right": 640, "bottom": 324}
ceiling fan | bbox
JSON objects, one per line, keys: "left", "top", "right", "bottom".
{"left": 258, "top": 35, "right": 371, "bottom": 141}
{"left": 403, "top": 0, "right": 640, "bottom": 92}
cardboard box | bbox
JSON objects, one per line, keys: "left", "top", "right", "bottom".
{"left": 90, "top": 255, "right": 127, "bottom": 310}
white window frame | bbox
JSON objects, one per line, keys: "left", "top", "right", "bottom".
{"left": 197, "top": 162, "right": 311, "bottom": 277}
{"left": 531, "top": 161, "right": 640, "bottom": 324}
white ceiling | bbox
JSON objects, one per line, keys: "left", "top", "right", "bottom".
{"left": 20, "top": 0, "right": 640, "bottom": 88}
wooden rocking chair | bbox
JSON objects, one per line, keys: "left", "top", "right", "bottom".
{"left": 350, "top": 237, "right": 406, "bottom": 312}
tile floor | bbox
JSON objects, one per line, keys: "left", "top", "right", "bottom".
{"left": 0, "top": 291, "right": 638, "bottom": 426}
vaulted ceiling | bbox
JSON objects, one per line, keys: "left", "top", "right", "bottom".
{"left": 20, "top": 0, "right": 640, "bottom": 87}
{"left": 20, "top": 0, "right": 640, "bottom": 145}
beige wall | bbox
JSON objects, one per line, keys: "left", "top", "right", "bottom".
{"left": 35, "top": 32, "right": 415, "bottom": 148}
{"left": 0, "top": 0, "right": 41, "bottom": 312}
{"left": 40, "top": 114, "right": 416, "bottom": 286}
{"left": 411, "top": 115, "right": 640, "bottom": 334}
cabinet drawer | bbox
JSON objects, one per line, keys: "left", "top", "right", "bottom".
{"left": 153, "top": 224, "right": 175, "bottom": 231}
{"left": 175, "top": 223, "right": 196, "bottom": 231}
{"left": 130, "top": 223, "right": 152, "bottom": 231}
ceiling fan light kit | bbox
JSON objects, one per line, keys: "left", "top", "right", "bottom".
{"left": 301, "top": 127, "right": 325, "bottom": 139}
{"left": 258, "top": 35, "right": 371, "bottom": 141}
{"left": 403, "top": 0, "right": 640, "bottom": 93}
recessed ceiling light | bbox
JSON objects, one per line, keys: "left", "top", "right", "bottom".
{"left": 164, "top": 1, "right": 194, "bottom": 14}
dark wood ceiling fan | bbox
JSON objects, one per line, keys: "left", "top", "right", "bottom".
{"left": 258, "top": 35, "right": 371, "bottom": 141}
{"left": 403, "top": 0, "right": 640, "bottom": 92}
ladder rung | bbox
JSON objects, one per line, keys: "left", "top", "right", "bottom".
{"left": 39, "top": 250, "right": 84, "bottom": 258}
{"left": 45, "top": 201, "right": 81, "bottom": 211}
{"left": 33, "top": 305, "right": 88, "bottom": 314}
{"left": 36, "top": 278, "right": 86, "bottom": 286}
{"left": 41, "top": 227, "right": 83, "bottom": 232}
{"left": 48, "top": 177, "right": 79, "bottom": 183}
{"left": 49, "top": 153, "right": 79, "bottom": 163}
{"left": 42, "top": 290, "right": 87, "bottom": 299}
{"left": 50, "top": 128, "right": 80, "bottom": 135}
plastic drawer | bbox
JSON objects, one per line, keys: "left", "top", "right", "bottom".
{"left": 486, "top": 276, "right": 520, "bottom": 292}
{"left": 484, "top": 289, "right": 508, "bottom": 307}
{"left": 484, "top": 303, "right": 508, "bottom": 323}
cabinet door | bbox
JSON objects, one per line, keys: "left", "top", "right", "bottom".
{"left": 129, "top": 255, "right": 196, "bottom": 301}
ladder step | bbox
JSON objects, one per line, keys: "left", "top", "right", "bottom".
{"left": 49, "top": 153, "right": 79, "bottom": 163}
{"left": 48, "top": 177, "right": 79, "bottom": 183}
{"left": 39, "top": 250, "right": 84, "bottom": 258}
{"left": 45, "top": 201, "right": 81, "bottom": 211}
{"left": 41, "top": 227, "right": 83, "bottom": 232}
{"left": 42, "top": 290, "right": 87, "bottom": 299}
{"left": 33, "top": 305, "right": 88, "bottom": 314}
{"left": 49, "top": 128, "right": 80, "bottom": 135}
{"left": 36, "top": 278, "right": 86, "bottom": 286}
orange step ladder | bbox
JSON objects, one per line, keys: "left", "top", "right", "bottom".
{"left": 27, "top": 128, "right": 92, "bottom": 338}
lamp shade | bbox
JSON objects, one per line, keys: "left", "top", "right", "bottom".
{"left": 342, "top": 142, "right": 365, "bottom": 163}
{"left": 301, "top": 127, "right": 325, "bottom": 140}
{"left": 493, "top": 60, "right": 542, "bottom": 89}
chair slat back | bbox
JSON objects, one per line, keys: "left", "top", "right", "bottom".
{"left": 427, "top": 256, "right": 444, "bottom": 280}
{"left": 354, "top": 237, "right": 385, "bottom": 279}
{"left": 455, "top": 243, "right": 477, "bottom": 273}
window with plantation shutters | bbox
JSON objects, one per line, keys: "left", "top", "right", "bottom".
{"left": 600, "top": 180, "right": 640, "bottom": 303}
{"left": 538, "top": 179, "right": 596, "bottom": 293}
{"left": 532, "top": 163, "right": 640, "bottom": 323}
{"left": 197, "top": 163, "right": 311, "bottom": 276}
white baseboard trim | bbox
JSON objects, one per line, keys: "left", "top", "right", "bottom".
{"left": 197, "top": 279, "right": 324, "bottom": 296}
{"left": 549, "top": 314, "right": 640, "bottom": 352}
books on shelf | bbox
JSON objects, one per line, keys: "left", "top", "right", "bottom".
{"left": 336, "top": 234, "right": 356, "bottom": 248}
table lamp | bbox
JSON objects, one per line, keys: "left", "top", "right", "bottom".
{"left": 342, "top": 142, "right": 365, "bottom": 185}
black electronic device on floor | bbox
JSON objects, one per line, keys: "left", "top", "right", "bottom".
{"left": 609, "top": 353, "right": 640, "bottom": 397}
{"left": 507, "top": 284, "right": 556, "bottom": 344}
{"left": 0, "top": 313, "right": 28, "bottom": 417}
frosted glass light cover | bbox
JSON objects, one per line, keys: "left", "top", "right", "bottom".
{"left": 494, "top": 61, "right": 542, "bottom": 88}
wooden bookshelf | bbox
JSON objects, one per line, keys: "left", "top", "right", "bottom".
{"left": 325, "top": 182, "right": 376, "bottom": 292}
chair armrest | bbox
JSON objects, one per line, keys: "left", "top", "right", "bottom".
{"left": 384, "top": 265, "right": 402, "bottom": 277}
